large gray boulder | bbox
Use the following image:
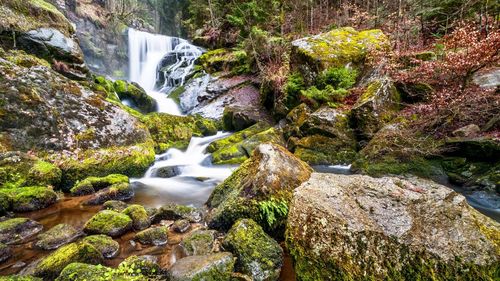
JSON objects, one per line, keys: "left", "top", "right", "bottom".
{"left": 286, "top": 173, "right": 500, "bottom": 280}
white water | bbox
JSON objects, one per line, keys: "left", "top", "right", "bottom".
{"left": 128, "top": 29, "right": 234, "bottom": 206}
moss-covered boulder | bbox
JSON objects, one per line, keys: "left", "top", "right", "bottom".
{"left": 83, "top": 210, "right": 132, "bottom": 237}
{"left": 292, "top": 135, "right": 357, "bottom": 165}
{"left": 0, "top": 217, "right": 43, "bottom": 244}
{"left": 135, "top": 226, "right": 169, "bottom": 246}
{"left": 350, "top": 79, "right": 401, "bottom": 140}
{"left": 33, "top": 242, "right": 104, "bottom": 280}
{"left": 172, "top": 219, "right": 191, "bottom": 233}
{"left": 181, "top": 229, "right": 217, "bottom": 256}
{"left": 55, "top": 263, "right": 108, "bottom": 281}
{"left": 0, "top": 276, "right": 42, "bottom": 281}
{"left": 35, "top": 224, "right": 84, "bottom": 250}
{"left": 197, "top": 48, "right": 249, "bottom": 74}
{"left": 102, "top": 200, "right": 129, "bottom": 212}
{"left": 224, "top": 219, "right": 283, "bottom": 281}
{"left": 0, "top": 152, "right": 61, "bottom": 189}
{"left": 122, "top": 204, "right": 150, "bottom": 231}
{"left": 222, "top": 105, "right": 273, "bottom": 131}
{"left": 141, "top": 113, "right": 218, "bottom": 153}
{"left": 82, "top": 235, "right": 120, "bottom": 258}
{"left": 114, "top": 80, "right": 157, "bottom": 114}
{"left": 7, "top": 186, "right": 58, "bottom": 212}
{"left": 291, "top": 27, "right": 389, "bottom": 84}
{"left": 84, "top": 182, "right": 134, "bottom": 205}
{"left": 207, "top": 143, "right": 312, "bottom": 231}
{"left": 120, "top": 255, "right": 163, "bottom": 278}
{"left": 70, "top": 174, "right": 129, "bottom": 196}
{"left": 153, "top": 204, "right": 203, "bottom": 223}
{"left": 287, "top": 173, "right": 500, "bottom": 280}
{"left": 207, "top": 122, "right": 285, "bottom": 165}
{"left": 169, "top": 252, "right": 235, "bottom": 281}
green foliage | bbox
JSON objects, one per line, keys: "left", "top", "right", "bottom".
{"left": 258, "top": 197, "right": 288, "bottom": 229}
{"left": 284, "top": 72, "right": 305, "bottom": 109}
{"left": 317, "top": 67, "right": 358, "bottom": 90}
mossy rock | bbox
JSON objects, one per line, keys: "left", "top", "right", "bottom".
{"left": 350, "top": 79, "right": 401, "bottom": 140}
{"left": 207, "top": 144, "right": 312, "bottom": 232}
{"left": 0, "top": 217, "right": 43, "bottom": 244}
{"left": 0, "top": 152, "right": 61, "bottom": 189}
{"left": 0, "top": 276, "right": 43, "bottom": 281}
{"left": 122, "top": 204, "right": 150, "bottom": 231}
{"left": 82, "top": 235, "right": 120, "bottom": 258}
{"left": 120, "top": 255, "right": 163, "bottom": 278}
{"left": 224, "top": 219, "right": 283, "bottom": 281}
{"left": 135, "top": 226, "right": 169, "bottom": 246}
{"left": 71, "top": 174, "right": 129, "bottom": 196}
{"left": 292, "top": 135, "right": 357, "bottom": 165}
{"left": 83, "top": 210, "right": 133, "bottom": 237}
{"left": 113, "top": 80, "right": 157, "bottom": 114}
{"left": 291, "top": 27, "right": 389, "bottom": 84}
{"left": 0, "top": 242, "right": 11, "bottom": 263}
{"left": 102, "top": 200, "right": 129, "bottom": 212}
{"left": 35, "top": 224, "right": 83, "bottom": 250}
{"left": 57, "top": 143, "right": 155, "bottom": 190}
{"left": 141, "top": 113, "right": 218, "bottom": 153}
{"left": 55, "top": 263, "right": 108, "bottom": 281}
{"left": 3, "top": 186, "right": 58, "bottom": 212}
{"left": 153, "top": 204, "right": 202, "bottom": 223}
{"left": 168, "top": 252, "right": 235, "bottom": 281}
{"left": 84, "top": 182, "right": 134, "bottom": 205}
{"left": 33, "top": 242, "right": 104, "bottom": 280}
{"left": 197, "top": 48, "right": 250, "bottom": 75}
{"left": 207, "top": 122, "right": 271, "bottom": 153}
{"left": 181, "top": 229, "right": 217, "bottom": 256}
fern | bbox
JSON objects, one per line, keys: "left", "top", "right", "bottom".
{"left": 258, "top": 197, "right": 289, "bottom": 229}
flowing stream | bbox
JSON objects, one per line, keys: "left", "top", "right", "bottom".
{"left": 127, "top": 28, "right": 236, "bottom": 207}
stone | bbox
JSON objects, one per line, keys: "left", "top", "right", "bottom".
{"left": 286, "top": 173, "right": 500, "bottom": 280}
{"left": 84, "top": 182, "right": 134, "bottom": 205}
{"left": 83, "top": 210, "right": 132, "bottom": 237}
{"left": 223, "top": 105, "right": 273, "bottom": 131}
{"left": 0, "top": 218, "right": 43, "bottom": 244}
{"left": 122, "top": 204, "right": 151, "bottom": 231}
{"left": 172, "top": 219, "right": 191, "bottom": 233}
{"left": 169, "top": 252, "right": 235, "bottom": 281}
{"left": 452, "top": 124, "right": 481, "bottom": 138}
{"left": 70, "top": 174, "right": 129, "bottom": 196}
{"left": 473, "top": 67, "right": 500, "bottom": 89}
{"left": 114, "top": 80, "right": 157, "bottom": 114}
{"left": 181, "top": 229, "right": 217, "bottom": 256}
{"left": 102, "top": 200, "right": 129, "bottom": 212}
{"left": 35, "top": 224, "right": 84, "bottom": 250}
{"left": 151, "top": 165, "right": 181, "bottom": 178}
{"left": 207, "top": 143, "right": 312, "bottom": 231}
{"left": 0, "top": 243, "right": 11, "bottom": 263}
{"left": 135, "top": 226, "right": 169, "bottom": 246}
{"left": 56, "top": 263, "right": 108, "bottom": 281}
{"left": 153, "top": 204, "right": 203, "bottom": 223}
{"left": 350, "top": 78, "right": 401, "bottom": 140}
{"left": 292, "top": 135, "right": 357, "bottom": 165}
{"left": 10, "top": 186, "right": 58, "bottom": 212}
{"left": 82, "top": 235, "right": 120, "bottom": 259}
{"left": 33, "top": 242, "right": 103, "bottom": 279}
{"left": 120, "top": 255, "right": 163, "bottom": 277}
{"left": 224, "top": 219, "right": 283, "bottom": 281}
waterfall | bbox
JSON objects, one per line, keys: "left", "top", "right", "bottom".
{"left": 128, "top": 28, "right": 201, "bottom": 115}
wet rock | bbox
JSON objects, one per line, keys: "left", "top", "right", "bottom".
{"left": 102, "top": 200, "right": 129, "bottom": 212}
{"left": 0, "top": 218, "right": 43, "bottom": 244}
{"left": 153, "top": 204, "right": 203, "bottom": 223}
{"left": 33, "top": 242, "right": 103, "bottom": 280}
{"left": 141, "top": 113, "right": 218, "bottom": 153}
{"left": 84, "top": 182, "right": 134, "bottom": 205}
{"left": 350, "top": 78, "right": 401, "bottom": 140}
{"left": 0, "top": 276, "right": 42, "bottom": 281}
{"left": 169, "top": 252, "right": 235, "bottom": 281}
{"left": 223, "top": 105, "right": 273, "bottom": 131}
{"left": 114, "top": 80, "right": 157, "bottom": 114}
{"left": 11, "top": 186, "right": 58, "bottom": 212}
{"left": 172, "top": 219, "right": 191, "bottom": 233}
{"left": 135, "top": 226, "right": 169, "bottom": 246}
{"left": 120, "top": 255, "right": 163, "bottom": 277}
{"left": 292, "top": 135, "right": 356, "bottom": 165}
{"left": 83, "top": 210, "right": 132, "bottom": 237}
{"left": 82, "top": 235, "right": 120, "bottom": 258}
{"left": 0, "top": 242, "right": 11, "bottom": 263}
{"left": 291, "top": 27, "right": 389, "bottom": 84}
{"left": 287, "top": 173, "right": 500, "bottom": 280}
{"left": 151, "top": 165, "right": 181, "bottom": 178}
{"left": 35, "top": 224, "right": 83, "bottom": 250}
{"left": 56, "top": 263, "right": 108, "bottom": 281}
{"left": 224, "top": 219, "right": 283, "bottom": 281}
{"left": 207, "top": 143, "right": 312, "bottom": 231}
{"left": 70, "top": 174, "right": 129, "bottom": 196}
{"left": 122, "top": 204, "right": 151, "bottom": 231}
{"left": 181, "top": 229, "right": 217, "bottom": 256}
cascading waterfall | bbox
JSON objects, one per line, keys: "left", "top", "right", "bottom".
{"left": 127, "top": 28, "right": 235, "bottom": 207}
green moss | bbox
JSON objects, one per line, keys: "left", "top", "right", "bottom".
{"left": 169, "top": 86, "right": 185, "bottom": 104}
{"left": 197, "top": 48, "right": 250, "bottom": 74}
{"left": 141, "top": 113, "right": 217, "bottom": 153}
{"left": 57, "top": 142, "right": 155, "bottom": 190}
{"left": 56, "top": 263, "right": 109, "bottom": 281}
{"left": 0, "top": 276, "right": 43, "bottom": 281}
{"left": 0, "top": 155, "right": 61, "bottom": 189}
{"left": 0, "top": 217, "right": 30, "bottom": 233}
{"left": 4, "top": 49, "right": 51, "bottom": 68}
{"left": 293, "top": 135, "right": 357, "bottom": 165}
{"left": 135, "top": 226, "right": 169, "bottom": 246}
{"left": 223, "top": 219, "right": 283, "bottom": 280}
{"left": 181, "top": 230, "right": 216, "bottom": 256}
{"left": 83, "top": 210, "right": 132, "bottom": 237}
{"left": 122, "top": 204, "right": 150, "bottom": 231}
{"left": 71, "top": 174, "right": 129, "bottom": 196}
{"left": 34, "top": 242, "right": 103, "bottom": 279}
{"left": 0, "top": 186, "right": 58, "bottom": 212}
{"left": 82, "top": 235, "right": 120, "bottom": 259}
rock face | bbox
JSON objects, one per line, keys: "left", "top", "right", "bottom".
{"left": 291, "top": 27, "right": 389, "bottom": 84}
{"left": 286, "top": 173, "right": 500, "bottom": 280}
{"left": 84, "top": 210, "right": 133, "bottom": 237}
{"left": 0, "top": 52, "right": 150, "bottom": 152}
{"left": 224, "top": 219, "right": 283, "bottom": 281}
{"left": 350, "top": 79, "right": 401, "bottom": 140}
{"left": 169, "top": 252, "right": 235, "bottom": 281}
{"left": 207, "top": 143, "right": 312, "bottom": 231}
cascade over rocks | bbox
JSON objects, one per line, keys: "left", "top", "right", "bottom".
{"left": 286, "top": 173, "right": 500, "bottom": 280}
{"left": 206, "top": 143, "right": 312, "bottom": 231}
